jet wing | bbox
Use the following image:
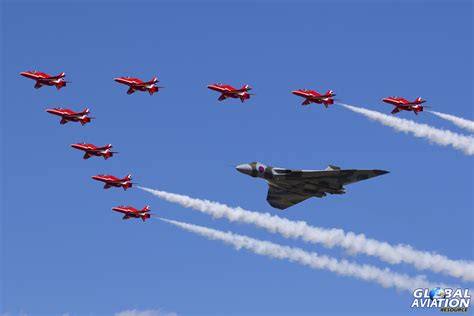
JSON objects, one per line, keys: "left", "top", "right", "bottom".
{"left": 265, "top": 169, "right": 388, "bottom": 209}
{"left": 266, "top": 184, "right": 312, "bottom": 210}
{"left": 278, "top": 169, "right": 388, "bottom": 187}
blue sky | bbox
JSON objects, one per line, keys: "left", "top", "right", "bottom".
{"left": 1, "top": 0, "right": 472, "bottom": 315}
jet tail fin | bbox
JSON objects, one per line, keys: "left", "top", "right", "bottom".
{"left": 325, "top": 89, "right": 334, "bottom": 96}
{"left": 241, "top": 84, "right": 251, "bottom": 91}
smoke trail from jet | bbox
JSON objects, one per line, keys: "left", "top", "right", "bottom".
{"left": 158, "top": 217, "right": 454, "bottom": 292}
{"left": 338, "top": 103, "right": 474, "bottom": 155}
{"left": 139, "top": 187, "right": 474, "bottom": 282}
{"left": 428, "top": 111, "right": 474, "bottom": 133}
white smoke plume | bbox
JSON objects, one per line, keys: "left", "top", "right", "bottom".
{"left": 338, "top": 103, "right": 474, "bottom": 155}
{"left": 158, "top": 217, "right": 454, "bottom": 292}
{"left": 428, "top": 111, "right": 474, "bottom": 134}
{"left": 139, "top": 186, "right": 474, "bottom": 282}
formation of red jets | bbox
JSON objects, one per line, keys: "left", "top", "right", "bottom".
{"left": 21, "top": 70, "right": 430, "bottom": 115}
{"left": 21, "top": 70, "right": 431, "bottom": 221}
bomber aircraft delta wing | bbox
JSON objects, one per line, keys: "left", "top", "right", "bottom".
{"left": 236, "top": 162, "right": 389, "bottom": 210}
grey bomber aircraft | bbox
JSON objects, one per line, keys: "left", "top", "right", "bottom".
{"left": 236, "top": 162, "right": 389, "bottom": 210}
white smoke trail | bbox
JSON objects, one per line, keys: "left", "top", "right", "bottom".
{"left": 338, "top": 103, "right": 474, "bottom": 155}
{"left": 158, "top": 217, "right": 454, "bottom": 292}
{"left": 139, "top": 186, "right": 474, "bottom": 282}
{"left": 428, "top": 111, "right": 474, "bottom": 133}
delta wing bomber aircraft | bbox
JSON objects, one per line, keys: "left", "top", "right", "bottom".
{"left": 236, "top": 162, "right": 389, "bottom": 210}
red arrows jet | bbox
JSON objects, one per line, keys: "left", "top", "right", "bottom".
{"left": 112, "top": 205, "right": 151, "bottom": 221}
{"left": 20, "top": 71, "right": 69, "bottom": 90}
{"left": 382, "top": 96, "right": 428, "bottom": 115}
{"left": 46, "top": 108, "right": 93, "bottom": 125}
{"left": 91, "top": 174, "right": 134, "bottom": 190}
{"left": 114, "top": 76, "right": 161, "bottom": 95}
{"left": 70, "top": 143, "right": 116, "bottom": 160}
{"left": 207, "top": 83, "right": 253, "bottom": 102}
{"left": 292, "top": 89, "right": 336, "bottom": 107}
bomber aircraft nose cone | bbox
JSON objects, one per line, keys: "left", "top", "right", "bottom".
{"left": 375, "top": 169, "right": 390, "bottom": 176}
{"left": 236, "top": 164, "right": 252, "bottom": 176}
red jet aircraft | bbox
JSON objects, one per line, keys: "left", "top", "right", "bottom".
{"left": 207, "top": 83, "right": 253, "bottom": 102}
{"left": 46, "top": 108, "right": 93, "bottom": 125}
{"left": 112, "top": 205, "right": 151, "bottom": 221}
{"left": 70, "top": 143, "right": 117, "bottom": 160}
{"left": 20, "top": 71, "right": 69, "bottom": 90}
{"left": 92, "top": 174, "right": 134, "bottom": 190}
{"left": 292, "top": 89, "right": 336, "bottom": 107}
{"left": 114, "top": 76, "right": 161, "bottom": 95}
{"left": 382, "top": 96, "right": 429, "bottom": 115}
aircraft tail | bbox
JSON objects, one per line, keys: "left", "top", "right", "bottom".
{"left": 148, "top": 86, "right": 159, "bottom": 95}
{"left": 55, "top": 80, "right": 67, "bottom": 90}
{"left": 148, "top": 77, "right": 158, "bottom": 84}
{"left": 325, "top": 89, "right": 335, "bottom": 96}
{"left": 323, "top": 99, "right": 334, "bottom": 108}
{"left": 141, "top": 213, "right": 151, "bottom": 222}
{"left": 415, "top": 96, "right": 425, "bottom": 104}
{"left": 103, "top": 148, "right": 116, "bottom": 160}
{"left": 80, "top": 117, "right": 92, "bottom": 126}
{"left": 142, "top": 205, "right": 151, "bottom": 212}
{"left": 241, "top": 84, "right": 251, "bottom": 91}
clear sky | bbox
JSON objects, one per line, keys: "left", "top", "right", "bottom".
{"left": 1, "top": 0, "right": 472, "bottom": 315}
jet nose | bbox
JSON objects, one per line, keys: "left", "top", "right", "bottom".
{"left": 374, "top": 169, "right": 390, "bottom": 176}
{"left": 236, "top": 163, "right": 252, "bottom": 176}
